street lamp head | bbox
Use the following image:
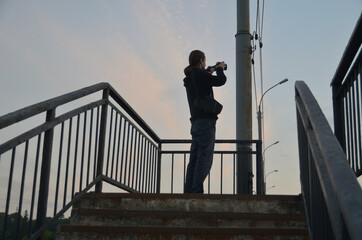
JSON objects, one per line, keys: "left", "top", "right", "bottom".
{"left": 279, "top": 78, "right": 288, "bottom": 85}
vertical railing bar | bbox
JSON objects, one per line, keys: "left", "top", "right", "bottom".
{"left": 171, "top": 153, "right": 174, "bottom": 194}
{"left": 120, "top": 120, "right": 127, "bottom": 183}
{"left": 141, "top": 138, "right": 146, "bottom": 193}
{"left": 80, "top": 111, "right": 87, "bottom": 191}
{"left": 156, "top": 142, "right": 162, "bottom": 194}
{"left": 93, "top": 106, "right": 100, "bottom": 180}
{"left": 144, "top": 140, "right": 149, "bottom": 193}
{"left": 135, "top": 131, "right": 141, "bottom": 190}
{"left": 138, "top": 132, "right": 143, "bottom": 190}
{"left": 115, "top": 116, "right": 123, "bottom": 182}
{"left": 220, "top": 153, "right": 223, "bottom": 194}
{"left": 233, "top": 153, "right": 236, "bottom": 195}
{"left": 147, "top": 140, "right": 151, "bottom": 193}
{"left": 307, "top": 147, "right": 314, "bottom": 238}
{"left": 123, "top": 123, "right": 131, "bottom": 184}
{"left": 352, "top": 77, "right": 358, "bottom": 172}
{"left": 106, "top": 108, "right": 114, "bottom": 176}
{"left": 148, "top": 141, "right": 152, "bottom": 193}
{"left": 95, "top": 89, "right": 110, "bottom": 192}
{"left": 141, "top": 137, "right": 147, "bottom": 192}
{"left": 357, "top": 64, "right": 362, "bottom": 172}
{"left": 2, "top": 147, "right": 16, "bottom": 240}
{"left": 353, "top": 70, "right": 361, "bottom": 173}
{"left": 64, "top": 118, "right": 73, "bottom": 207}
{"left": 144, "top": 141, "right": 150, "bottom": 193}
{"left": 28, "top": 134, "right": 41, "bottom": 238}
{"left": 54, "top": 122, "right": 65, "bottom": 216}
{"left": 131, "top": 131, "right": 139, "bottom": 189}
{"left": 359, "top": 63, "right": 362, "bottom": 172}
{"left": 345, "top": 90, "right": 352, "bottom": 165}
{"left": 139, "top": 136, "right": 145, "bottom": 192}
{"left": 145, "top": 139, "right": 149, "bottom": 193}
{"left": 149, "top": 145, "right": 154, "bottom": 193}
{"left": 127, "top": 126, "right": 135, "bottom": 186}
{"left": 208, "top": 173, "right": 210, "bottom": 194}
{"left": 15, "top": 141, "right": 29, "bottom": 240}
{"left": 348, "top": 84, "right": 355, "bottom": 169}
{"left": 35, "top": 108, "right": 56, "bottom": 236}
{"left": 111, "top": 113, "right": 119, "bottom": 179}
{"left": 151, "top": 145, "right": 156, "bottom": 193}
{"left": 72, "top": 114, "right": 81, "bottom": 198}
{"left": 137, "top": 136, "right": 143, "bottom": 192}
{"left": 183, "top": 153, "right": 186, "bottom": 193}
{"left": 86, "top": 108, "right": 94, "bottom": 186}
{"left": 153, "top": 146, "right": 157, "bottom": 193}
{"left": 125, "top": 125, "right": 134, "bottom": 186}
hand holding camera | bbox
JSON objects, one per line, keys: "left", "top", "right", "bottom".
{"left": 206, "top": 61, "right": 227, "bottom": 73}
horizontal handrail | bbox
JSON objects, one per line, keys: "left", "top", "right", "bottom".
{"left": 161, "top": 139, "right": 260, "bottom": 144}
{"left": 0, "top": 82, "right": 109, "bottom": 129}
{"left": 296, "top": 81, "right": 362, "bottom": 240}
{"left": 334, "top": 52, "right": 362, "bottom": 97}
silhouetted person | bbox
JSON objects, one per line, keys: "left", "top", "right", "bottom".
{"left": 183, "top": 50, "right": 227, "bottom": 193}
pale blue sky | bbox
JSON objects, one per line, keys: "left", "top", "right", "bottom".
{"left": 0, "top": 1, "right": 361, "bottom": 194}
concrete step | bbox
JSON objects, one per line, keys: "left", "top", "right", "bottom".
{"left": 57, "top": 225, "right": 309, "bottom": 240}
{"left": 74, "top": 193, "right": 305, "bottom": 215}
{"left": 70, "top": 208, "right": 308, "bottom": 229}
{"left": 57, "top": 193, "right": 309, "bottom": 239}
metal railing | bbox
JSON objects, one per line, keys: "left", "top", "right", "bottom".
{"left": 0, "top": 82, "right": 262, "bottom": 239}
{"left": 331, "top": 13, "right": 362, "bottom": 177}
{"left": 160, "top": 139, "right": 261, "bottom": 194}
{"left": 0, "top": 83, "right": 161, "bottom": 239}
{"left": 295, "top": 81, "right": 362, "bottom": 240}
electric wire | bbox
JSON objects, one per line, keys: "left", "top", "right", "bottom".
{"left": 252, "top": 0, "right": 267, "bottom": 149}
{"left": 259, "top": 0, "right": 265, "bottom": 147}
{"left": 259, "top": 0, "right": 266, "bottom": 147}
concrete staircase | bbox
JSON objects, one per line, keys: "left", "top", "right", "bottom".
{"left": 56, "top": 193, "right": 309, "bottom": 240}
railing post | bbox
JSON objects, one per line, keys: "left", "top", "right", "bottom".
{"left": 256, "top": 140, "right": 264, "bottom": 194}
{"left": 156, "top": 142, "right": 162, "bottom": 193}
{"left": 35, "top": 108, "right": 55, "bottom": 239}
{"left": 332, "top": 84, "right": 346, "bottom": 152}
{"left": 95, "top": 88, "right": 109, "bottom": 193}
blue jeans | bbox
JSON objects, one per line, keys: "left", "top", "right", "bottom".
{"left": 184, "top": 118, "right": 216, "bottom": 193}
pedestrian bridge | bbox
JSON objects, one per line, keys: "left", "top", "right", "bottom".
{"left": 0, "top": 13, "right": 361, "bottom": 240}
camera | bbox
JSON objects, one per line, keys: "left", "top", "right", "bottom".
{"left": 206, "top": 62, "right": 227, "bottom": 73}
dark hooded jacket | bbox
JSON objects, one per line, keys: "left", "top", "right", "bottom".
{"left": 183, "top": 67, "right": 226, "bottom": 122}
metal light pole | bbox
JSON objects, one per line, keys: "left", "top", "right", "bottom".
{"left": 257, "top": 78, "right": 288, "bottom": 194}
{"left": 236, "top": 0, "right": 253, "bottom": 194}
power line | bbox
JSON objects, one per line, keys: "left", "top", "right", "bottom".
{"left": 252, "top": 0, "right": 267, "bottom": 148}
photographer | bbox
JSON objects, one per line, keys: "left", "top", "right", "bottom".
{"left": 183, "top": 50, "right": 227, "bottom": 194}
